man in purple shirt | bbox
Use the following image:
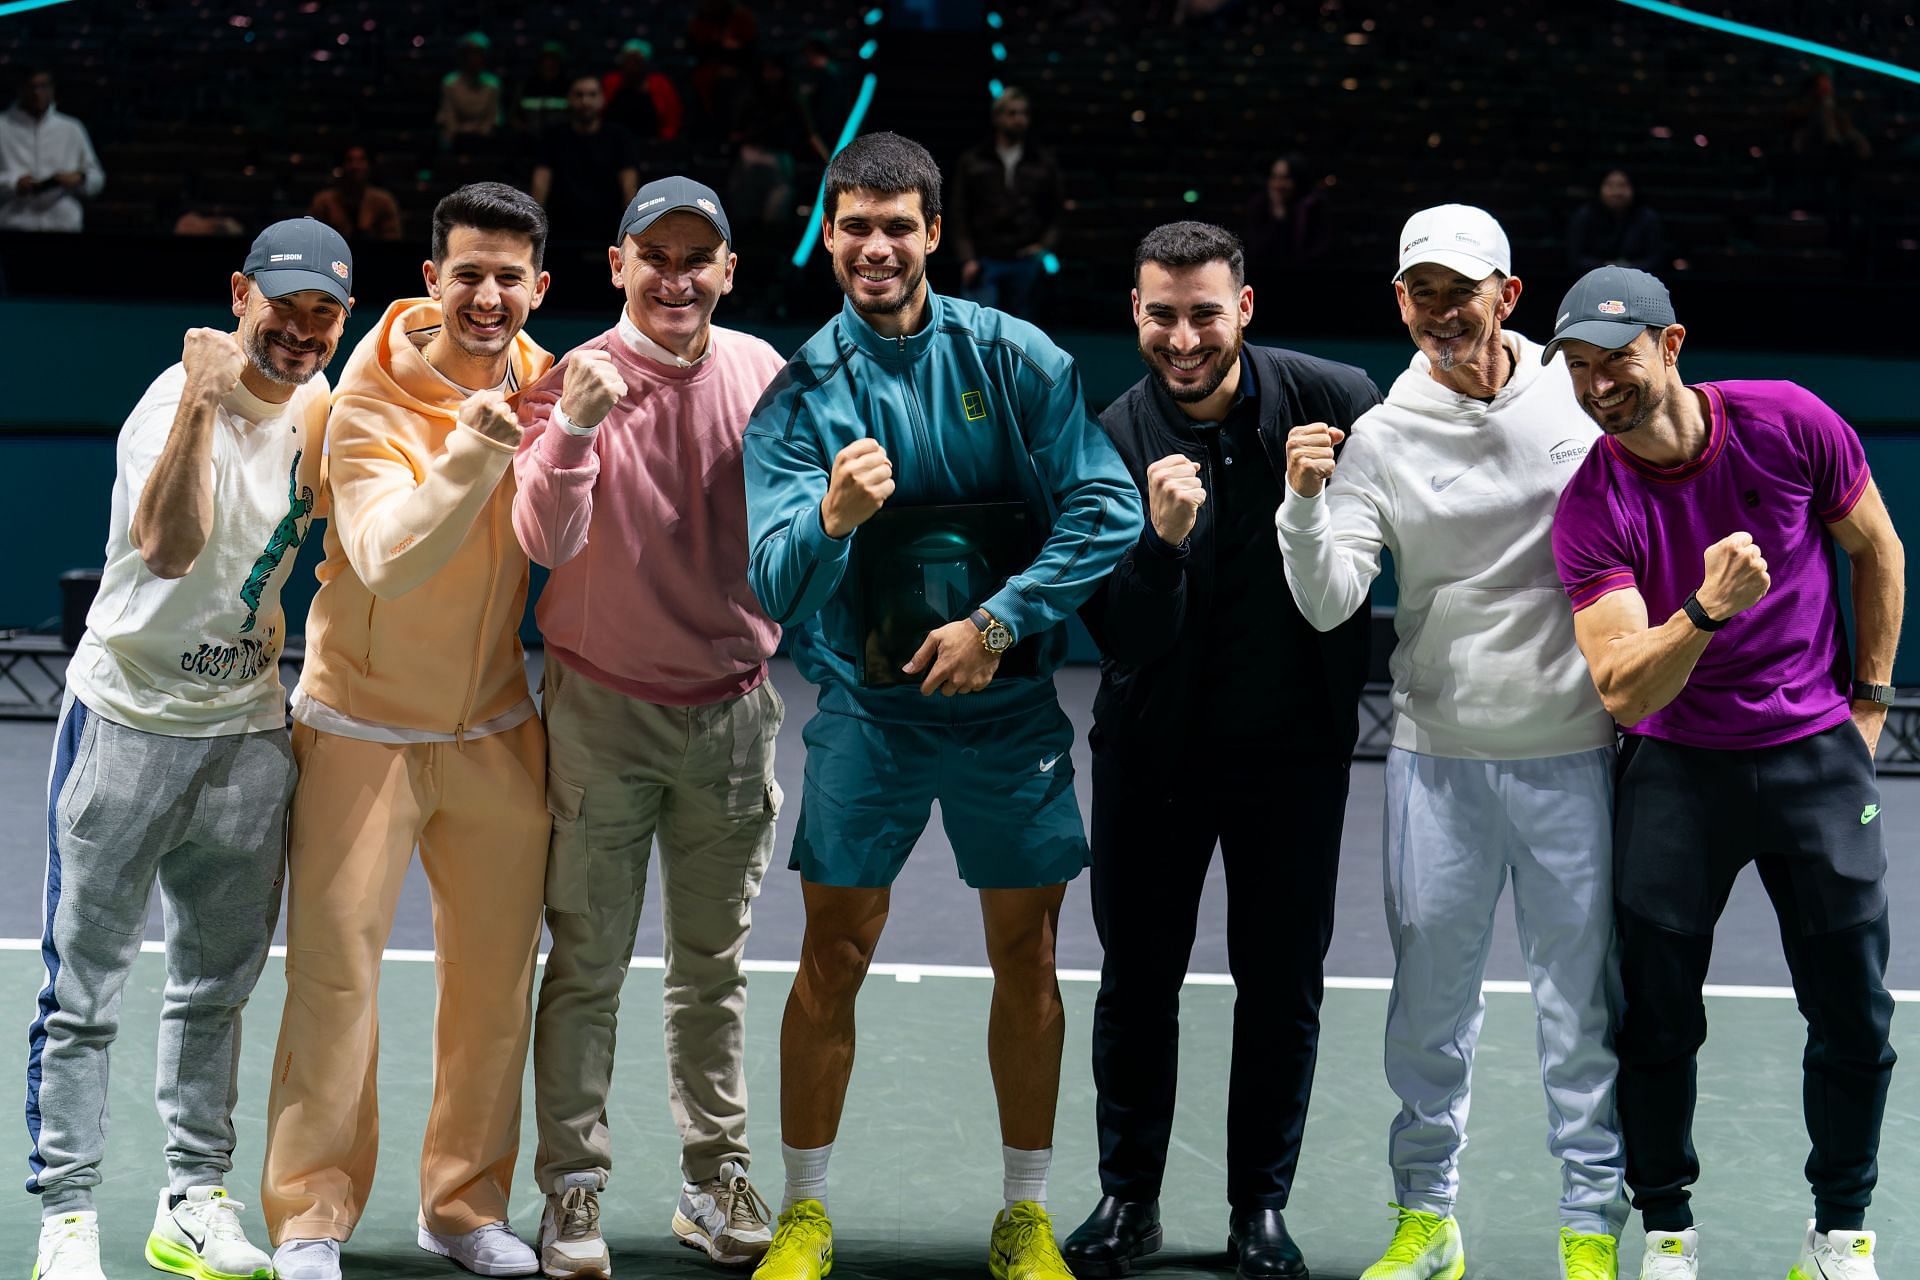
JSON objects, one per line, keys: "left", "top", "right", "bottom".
{"left": 1546, "top": 266, "right": 1904, "bottom": 1280}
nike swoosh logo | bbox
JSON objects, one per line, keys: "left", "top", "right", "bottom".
{"left": 1862, "top": 805, "right": 1881, "bottom": 825}
{"left": 177, "top": 1218, "right": 206, "bottom": 1248}
{"left": 1431, "top": 471, "right": 1470, "bottom": 492}
{"left": 1038, "top": 755, "right": 1061, "bottom": 773}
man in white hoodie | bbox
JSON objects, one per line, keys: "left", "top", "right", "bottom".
{"left": 1275, "top": 205, "right": 1626, "bottom": 1280}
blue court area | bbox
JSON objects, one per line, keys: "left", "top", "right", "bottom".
{"left": 1, "top": 663, "right": 1916, "bottom": 1276}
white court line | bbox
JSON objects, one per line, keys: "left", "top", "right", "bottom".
{"left": 2, "top": 937, "right": 1916, "bottom": 1002}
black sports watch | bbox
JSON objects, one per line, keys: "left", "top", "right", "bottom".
{"left": 1681, "top": 591, "right": 1726, "bottom": 633}
{"left": 969, "top": 608, "right": 1014, "bottom": 655}
{"left": 1851, "top": 681, "right": 1897, "bottom": 706}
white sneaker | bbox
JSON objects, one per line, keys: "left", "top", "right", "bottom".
{"left": 671, "top": 1160, "right": 773, "bottom": 1266}
{"left": 146, "top": 1187, "right": 273, "bottom": 1280}
{"left": 538, "top": 1175, "right": 609, "bottom": 1280}
{"left": 1790, "top": 1221, "right": 1879, "bottom": 1279}
{"left": 1638, "top": 1229, "right": 1699, "bottom": 1280}
{"left": 272, "top": 1239, "right": 342, "bottom": 1280}
{"left": 419, "top": 1222, "right": 540, "bottom": 1277}
{"left": 35, "top": 1211, "right": 106, "bottom": 1280}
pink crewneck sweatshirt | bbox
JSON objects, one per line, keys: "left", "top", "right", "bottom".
{"left": 513, "top": 320, "right": 785, "bottom": 706}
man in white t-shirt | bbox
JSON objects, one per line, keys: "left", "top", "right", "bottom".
{"left": 27, "top": 218, "right": 352, "bottom": 1280}
{"left": 1275, "top": 205, "right": 1626, "bottom": 1280}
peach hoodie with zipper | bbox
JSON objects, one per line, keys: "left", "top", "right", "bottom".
{"left": 298, "top": 298, "right": 553, "bottom": 734}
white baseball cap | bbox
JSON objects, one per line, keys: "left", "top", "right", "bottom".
{"left": 1392, "top": 204, "right": 1511, "bottom": 282}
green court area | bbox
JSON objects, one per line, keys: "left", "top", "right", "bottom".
{"left": 3, "top": 952, "right": 1914, "bottom": 1279}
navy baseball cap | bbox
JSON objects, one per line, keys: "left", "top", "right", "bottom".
{"left": 242, "top": 217, "right": 353, "bottom": 307}
{"left": 1542, "top": 265, "right": 1676, "bottom": 363}
{"left": 617, "top": 176, "right": 731, "bottom": 246}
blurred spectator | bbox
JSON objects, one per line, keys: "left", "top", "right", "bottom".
{"left": 309, "top": 146, "right": 403, "bottom": 242}
{"left": 792, "top": 37, "right": 850, "bottom": 162}
{"left": 515, "top": 41, "right": 573, "bottom": 136}
{"left": 174, "top": 210, "right": 245, "bottom": 236}
{"left": 689, "top": 0, "right": 759, "bottom": 137}
{"left": 1791, "top": 73, "right": 1873, "bottom": 251}
{"left": 948, "top": 87, "right": 1062, "bottom": 319}
{"left": 531, "top": 75, "right": 640, "bottom": 245}
{"left": 603, "top": 38, "right": 684, "bottom": 142}
{"left": 0, "top": 67, "right": 104, "bottom": 232}
{"left": 1566, "top": 167, "right": 1666, "bottom": 273}
{"left": 727, "top": 57, "right": 804, "bottom": 249}
{"left": 436, "top": 32, "right": 503, "bottom": 146}
{"left": 1242, "top": 153, "right": 1331, "bottom": 291}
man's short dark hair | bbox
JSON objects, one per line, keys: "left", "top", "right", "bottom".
{"left": 823, "top": 131, "right": 942, "bottom": 224}
{"left": 431, "top": 182, "right": 549, "bottom": 271}
{"left": 1134, "top": 221, "right": 1245, "bottom": 289}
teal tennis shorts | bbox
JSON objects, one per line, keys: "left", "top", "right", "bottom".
{"left": 789, "top": 703, "right": 1090, "bottom": 889}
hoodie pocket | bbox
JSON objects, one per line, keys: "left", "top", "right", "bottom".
{"left": 1401, "top": 585, "right": 1582, "bottom": 732}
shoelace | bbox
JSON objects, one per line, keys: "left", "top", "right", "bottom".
{"left": 1562, "top": 1233, "right": 1613, "bottom": 1276}
{"left": 181, "top": 1196, "right": 251, "bottom": 1243}
{"left": 45, "top": 1219, "right": 100, "bottom": 1267}
{"left": 998, "top": 1204, "right": 1063, "bottom": 1262}
{"left": 725, "top": 1176, "right": 772, "bottom": 1231}
{"left": 1377, "top": 1205, "right": 1443, "bottom": 1265}
{"left": 556, "top": 1187, "right": 599, "bottom": 1240}
{"left": 766, "top": 1204, "right": 828, "bottom": 1259}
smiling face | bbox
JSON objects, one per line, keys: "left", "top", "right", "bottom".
{"left": 611, "top": 210, "right": 735, "bottom": 358}
{"left": 1560, "top": 327, "right": 1680, "bottom": 436}
{"left": 1395, "top": 264, "right": 1518, "bottom": 373}
{"left": 1133, "top": 259, "right": 1250, "bottom": 405}
{"left": 825, "top": 187, "right": 940, "bottom": 327}
{"left": 424, "top": 224, "right": 549, "bottom": 360}
{"left": 232, "top": 276, "right": 348, "bottom": 386}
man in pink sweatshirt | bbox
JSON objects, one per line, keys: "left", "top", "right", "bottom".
{"left": 513, "top": 177, "right": 787, "bottom": 1277}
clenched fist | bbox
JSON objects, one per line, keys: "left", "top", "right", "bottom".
{"left": 558, "top": 350, "right": 628, "bottom": 429}
{"left": 1146, "top": 454, "right": 1206, "bottom": 546}
{"left": 181, "top": 327, "right": 247, "bottom": 400}
{"left": 1285, "top": 422, "right": 1346, "bottom": 498}
{"left": 820, "top": 438, "right": 894, "bottom": 538}
{"left": 1695, "top": 531, "right": 1770, "bottom": 621}
{"left": 460, "top": 388, "right": 522, "bottom": 449}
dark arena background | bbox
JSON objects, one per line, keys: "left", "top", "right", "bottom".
{"left": 0, "top": 2, "right": 1916, "bottom": 1277}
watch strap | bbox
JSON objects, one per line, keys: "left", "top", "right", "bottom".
{"left": 969, "top": 608, "right": 992, "bottom": 633}
{"left": 1682, "top": 591, "right": 1725, "bottom": 633}
{"left": 1852, "top": 681, "right": 1897, "bottom": 705}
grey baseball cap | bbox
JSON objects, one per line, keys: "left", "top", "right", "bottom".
{"left": 617, "top": 176, "right": 731, "bottom": 246}
{"left": 1542, "top": 265, "right": 1676, "bottom": 363}
{"left": 241, "top": 217, "right": 353, "bottom": 307}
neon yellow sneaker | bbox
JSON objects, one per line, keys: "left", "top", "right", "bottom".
{"left": 1788, "top": 1220, "right": 1878, "bottom": 1280}
{"left": 1359, "top": 1204, "right": 1466, "bottom": 1280}
{"left": 750, "top": 1201, "right": 832, "bottom": 1280}
{"left": 1561, "top": 1228, "right": 1618, "bottom": 1280}
{"left": 989, "top": 1202, "right": 1074, "bottom": 1280}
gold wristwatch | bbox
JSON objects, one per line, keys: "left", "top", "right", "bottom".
{"left": 969, "top": 608, "right": 1014, "bottom": 655}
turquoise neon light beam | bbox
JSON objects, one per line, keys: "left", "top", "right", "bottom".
{"left": 0, "top": 0, "right": 79, "bottom": 15}
{"left": 790, "top": 72, "right": 881, "bottom": 268}
{"left": 1613, "top": 0, "right": 1920, "bottom": 86}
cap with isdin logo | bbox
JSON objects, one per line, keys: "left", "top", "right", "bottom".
{"left": 241, "top": 217, "right": 353, "bottom": 307}
{"left": 617, "top": 176, "right": 732, "bottom": 247}
{"left": 1541, "top": 264, "right": 1676, "bottom": 364}
{"left": 1392, "top": 204, "right": 1511, "bottom": 282}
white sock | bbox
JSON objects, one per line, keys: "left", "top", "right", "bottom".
{"left": 1003, "top": 1145, "right": 1051, "bottom": 1209}
{"left": 781, "top": 1142, "right": 833, "bottom": 1215}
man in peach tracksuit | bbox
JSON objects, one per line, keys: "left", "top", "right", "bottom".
{"left": 260, "top": 182, "right": 556, "bottom": 1280}
{"left": 514, "top": 177, "right": 787, "bottom": 1277}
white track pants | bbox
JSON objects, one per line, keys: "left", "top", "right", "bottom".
{"left": 1381, "top": 746, "right": 1628, "bottom": 1235}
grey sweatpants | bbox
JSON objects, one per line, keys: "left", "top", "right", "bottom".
{"left": 26, "top": 694, "right": 294, "bottom": 1213}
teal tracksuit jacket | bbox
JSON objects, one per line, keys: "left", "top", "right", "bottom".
{"left": 744, "top": 290, "right": 1143, "bottom": 725}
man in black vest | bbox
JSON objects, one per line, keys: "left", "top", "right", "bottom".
{"left": 1065, "top": 221, "right": 1379, "bottom": 1280}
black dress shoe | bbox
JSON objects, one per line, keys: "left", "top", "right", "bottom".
{"left": 1226, "top": 1208, "right": 1308, "bottom": 1280}
{"left": 1062, "top": 1197, "right": 1163, "bottom": 1278}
